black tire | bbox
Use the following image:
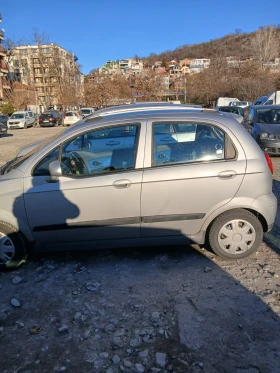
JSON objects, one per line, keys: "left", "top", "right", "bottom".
{"left": 0, "top": 221, "right": 27, "bottom": 269}
{"left": 208, "top": 209, "right": 263, "bottom": 259}
{"left": 23, "top": 122, "right": 27, "bottom": 129}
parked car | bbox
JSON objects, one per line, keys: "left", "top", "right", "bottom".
{"left": 0, "top": 109, "right": 277, "bottom": 268}
{"left": 7, "top": 111, "right": 35, "bottom": 129}
{"left": 229, "top": 101, "right": 252, "bottom": 108}
{"left": 0, "top": 123, "right": 7, "bottom": 137}
{"left": 216, "top": 106, "right": 244, "bottom": 117}
{"left": 0, "top": 114, "right": 9, "bottom": 127}
{"left": 39, "top": 111, "right": 62, "bottom": 127}
{"left": 79, "top": 107, "right": 95, "bottom": 118}
{"left": 63, "top": 111, "right": 81, "bottom": 126}
{"left": 242, "top": 105, "right": 280, "bottom": 155}
{"left": 253, "top": 96, "right": 269, "bottom": 105}
{"left": 216, "top": 97, "right": 239, "bottom": 106}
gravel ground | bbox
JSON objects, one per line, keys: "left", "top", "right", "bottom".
{"left": 0, "top": 128, "right": 280, "bottom": 373}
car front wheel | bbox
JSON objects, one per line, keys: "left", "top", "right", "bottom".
{"left": 0, "top": 222, "right": 27, "bottom": 269}
{"left": 208, "top": 209, "right": 263, "bottom": 259}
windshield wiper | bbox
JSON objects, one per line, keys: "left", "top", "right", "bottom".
{"left": 0, "top": 156, "right": 22, "bottom": 175}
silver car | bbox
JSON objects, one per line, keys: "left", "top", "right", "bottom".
{"left": 0, "top": 109, "right": 277, "bottom": 268}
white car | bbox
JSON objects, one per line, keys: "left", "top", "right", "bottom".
{"left": 229, "top": 101, "right": 252, "bottom": 108}
{"left": 63, "top": 111, "right": 81, "bottom": 126}
{"left": 79, "top": 107, "right": 95, "bottom": 118}
{"left": 7, "top": 111, "right": 35, "bottom": 129}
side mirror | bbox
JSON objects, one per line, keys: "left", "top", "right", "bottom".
{"left": 47, "top": 160, "right": 62, "bottom": 183}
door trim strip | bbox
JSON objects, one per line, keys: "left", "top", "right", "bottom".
{"left": 32, "top": 213, "right": 205, "bottom": 232}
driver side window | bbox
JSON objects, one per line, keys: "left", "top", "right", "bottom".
{"left": 60, "top": 124, "right": 140, "bottom": 176}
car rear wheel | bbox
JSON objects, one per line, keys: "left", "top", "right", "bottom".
{"left": 0, "top": 222, "right": 27, "bottom": 269}
{"left": 208, "top": 209, "right": 263, "bottom": 259}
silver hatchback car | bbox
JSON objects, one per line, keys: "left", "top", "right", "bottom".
{"left": 0, "top": 109, "right": 277, "bottom": 268}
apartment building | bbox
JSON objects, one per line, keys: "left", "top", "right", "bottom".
{"left": 8, "top": 43, "right": 81, "bottom": 111}
{"left": 0, "top": 14, "right": 11, "bottom": 104}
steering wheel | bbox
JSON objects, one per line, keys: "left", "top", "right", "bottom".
{"left": 69, "top": 151, "right": 91, "bottom": 175}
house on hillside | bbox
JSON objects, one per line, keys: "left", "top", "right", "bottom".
{"left": 179, "top": 58, "right": 191, "bottom": 68}
{"left": 189, "top": 59, "right": 210, "bottom": 74}
{"left": 180, "top": 66, "right": 190, "bottom": 75}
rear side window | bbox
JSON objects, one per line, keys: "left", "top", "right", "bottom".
{"left": 152, "top": 122, "right": 236, "bottom": 166}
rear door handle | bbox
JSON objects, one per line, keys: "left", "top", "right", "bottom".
{"left": 113, "top": 179, "right": 131, "bottom": 188}
{"left": 218, "top": 170, "right": 237, "bottom": 179}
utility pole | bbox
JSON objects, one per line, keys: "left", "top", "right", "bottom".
{"left": 184, "top": 75, "right": 187, "bottom": 104}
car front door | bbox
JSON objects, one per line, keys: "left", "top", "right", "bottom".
{"left": 140, "top": 120, "right": 246, "bottom": 237}
{"left": 23, "top": 122, "right": 145, "bottom": 244}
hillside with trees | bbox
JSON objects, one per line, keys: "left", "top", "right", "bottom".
{"left": 144, "top": 26, "right": 280, "bottom": 65}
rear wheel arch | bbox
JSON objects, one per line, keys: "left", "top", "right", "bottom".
{"left": 205, "top": 208, "right": 264, "bottom": 259}
{"left": 205, "top": 207, "right": 267, "bottom": 239}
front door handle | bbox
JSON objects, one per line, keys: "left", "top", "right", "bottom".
{"left": 218, "top": 170, "right": 237, "bottom": 179}
{"left": 113, "top": 179, "right": 131, "bottom": 188}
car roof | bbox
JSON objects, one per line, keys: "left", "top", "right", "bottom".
{"left": 217, "top": 106, "right": 243, "bottom": 109}
{"left": 250, "top": 105, "right": 280, "bottom": 109}
{"left": 87, "top": 103, "right": 203, "bottom": 119}
{"left": 69, "top": 108, "right": 242, "bottom": 134}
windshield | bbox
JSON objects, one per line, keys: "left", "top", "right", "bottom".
{"left": 66, "top": 112, "right": 75, "bottom": 116}
{"left": 256, "top": 108, "right": 280, "bottom": 124}
{"left": 80, "top": 109, "right": 91, "bottom": 114}
{"left": 11, "top": 114, "right": 24, "bottom": 119}
{"left": 2, "top": 132, "right": 62, "bottom": 174}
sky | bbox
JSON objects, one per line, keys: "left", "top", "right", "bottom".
{"left": 1, "top": 0, "right": 280, "bottom": 74}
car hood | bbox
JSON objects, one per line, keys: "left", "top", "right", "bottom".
{"left": 17, "top": 139, "right": 46, "bottom": 157}
{"left": 257, "top": 123, "right": 280, "bottom": 135}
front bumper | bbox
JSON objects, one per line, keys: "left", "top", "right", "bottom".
{"left": 259, "top": 139, "right": 280, "bottom": 155}
{"left": 0, "top": 127, "right": 7, "bottom": 134}
{"left": 8, "top": 123, "right": 24, "bottom": 129}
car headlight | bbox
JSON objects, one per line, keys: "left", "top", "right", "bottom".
{"left": 260, "top": 133, "right": 276, "bottom": 140}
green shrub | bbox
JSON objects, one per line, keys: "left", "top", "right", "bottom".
{"left": 0, "top": 102, "right": 15, "bottom": 116}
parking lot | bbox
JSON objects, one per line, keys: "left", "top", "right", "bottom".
{"left": 1, "top": 127, "right": 280, "bottom": 373}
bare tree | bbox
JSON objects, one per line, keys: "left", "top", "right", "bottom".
{"left": 250, "top": 26, "right": 279, "bottom": 67}
{"left": 131, "top": 70, "right": 165, "bottom": 101}
{"left": 84, "top": 73, "right": 131, "bottom": 108}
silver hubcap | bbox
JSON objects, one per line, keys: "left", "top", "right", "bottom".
{"left": 0, "top": 231, "right": 15, "bottom": 264}
{"left": 218, "top": 219, "right": 256, "bottom": 254}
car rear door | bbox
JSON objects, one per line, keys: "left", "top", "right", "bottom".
{"left": 140, "top": 119, "right": 246, "bottom": 237}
